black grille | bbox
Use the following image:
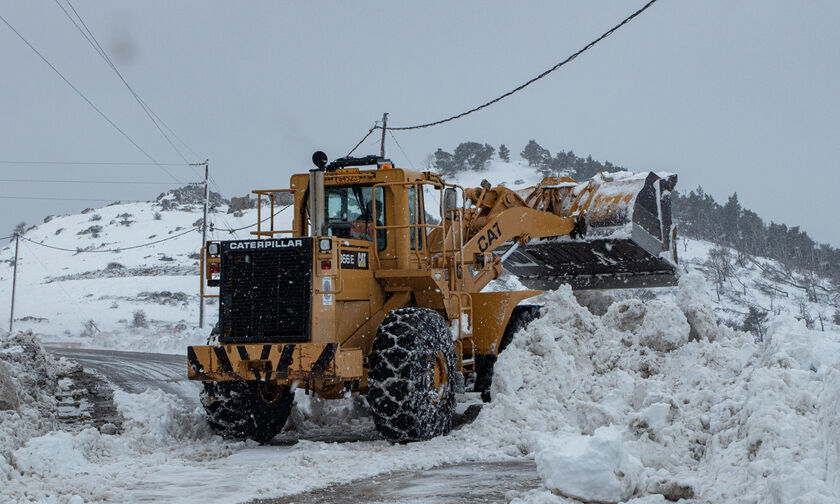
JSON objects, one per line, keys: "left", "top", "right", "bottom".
{"left": 218, "top": 238, "right": 312, "bottom": 343}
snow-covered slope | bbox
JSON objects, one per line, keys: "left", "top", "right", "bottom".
{"left": 0, "top": 188, "right": 294, "bottom": 353}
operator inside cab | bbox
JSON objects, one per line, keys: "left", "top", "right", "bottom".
{"left": 325, "top": 185, "right": 385, "bottom": 248}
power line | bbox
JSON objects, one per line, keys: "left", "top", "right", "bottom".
{"left": 0, "top": 12, "right": 181, "bottom": 182}
{"left": 0, "top": 161, "right": 191, "bottom": 166}
{"left": 56, "top": 0, "right": 197, "bottom": 164}
{"left": 346, "top": 124, "right": 378, "bottom": 157}
{"left": 19, "top": 226, "right": 200, "bottom": 253}
{"left": 0, "top": 196, "right": 144, "bottom": 202}
{"left": 383, "top": 0, "right": 659, "bottom": 131}
{"left": 0, "top": 178, "right": 191, "bottom": 185}
{"left": 388, "top": 130, "right": 417, "bottom": 171}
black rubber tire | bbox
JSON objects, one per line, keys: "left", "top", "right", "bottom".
{"left": 200, "top": 381, "right": 293, "bottom": 443}
{"left": 475, "top": 305, "right": 542, "bottom": 401}
{"left": 367, "top": 307, "right": 457, "bottom": 443}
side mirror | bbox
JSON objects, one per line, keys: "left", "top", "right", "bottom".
{"left": 443, "top": 188, "right": 458, "bottom": 219}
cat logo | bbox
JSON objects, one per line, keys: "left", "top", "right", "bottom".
{"left": 477, "top": 222, "right": 503, "bottom": 252}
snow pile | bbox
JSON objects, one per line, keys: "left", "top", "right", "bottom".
{"left": 486, "top": 274, "right": 840, "bottom": 503}
{"left": 0, "top": 331, "right": 63, "bottom": 484}
{"left": 535, "top": 426, "right": 642, "bottom": 503}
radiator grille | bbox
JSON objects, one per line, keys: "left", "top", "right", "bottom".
{"left": 218, "top": 239, "right": 312, "bottom": 343}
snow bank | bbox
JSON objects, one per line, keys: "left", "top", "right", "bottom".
{"left": 481, "top": 278, "right": 840, "bottom": 502}
{"left": 0, "top": 331, "right": 60, "bottom": 483}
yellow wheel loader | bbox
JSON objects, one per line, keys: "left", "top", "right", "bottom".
{"left": 189, "top": 152, "right": 678, "bottom": 443}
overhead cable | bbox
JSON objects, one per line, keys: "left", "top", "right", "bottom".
{"left": 19, "top": 226, "right": 199, "bottom": 253}
{"left": 218, "top": 205, "right": 292, "bottom": 234}
{"left": 0, "top": 161, "right": 190, "bottom": 166}
{"left": 0, "top": 196, "right": 144, "bottom": 202}
{"left": 346, "top": 124, "right": 378, "bottom": 156}
{"left": 387, "top": 130, "right": 417, "bottom": 171}
{"left": 0, "top": 12, "right": 181, "bottom": 182}
{"left": 0, "top": 178, "right": 192, "bottom": 185}
{"left": 383, "top": 0, "right": 659, "bottom": 131}
{"left": 56, "top": 0, "right": 197, "bottom": 164}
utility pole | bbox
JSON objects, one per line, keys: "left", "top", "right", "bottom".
{"left": 9, "top": 233, "right": 19, "bottom": 333}
{"left": 198, "top": 160, "right": 209, "bottom": 329}
{"left": 380, "top": 112, "right": 388, "bottom": 158}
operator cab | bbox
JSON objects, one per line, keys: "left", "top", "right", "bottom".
{"left": 325, "top": 184, "right": 385, "bottom": 248}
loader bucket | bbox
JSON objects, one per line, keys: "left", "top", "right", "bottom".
{"left": 498, "top": 172, "right": 678, "bottom": 290}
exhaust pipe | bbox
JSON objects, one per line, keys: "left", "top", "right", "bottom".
{"left": 309, "top": 168, "right": 326, "bottom": 237}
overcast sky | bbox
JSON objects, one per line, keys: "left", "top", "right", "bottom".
{"left": 1, "top": 1, "right": 838, "bottom": 246}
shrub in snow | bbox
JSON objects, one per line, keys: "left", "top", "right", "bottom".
{"left": 77, "top": 225, "right": 102, "bottom": 238}
{"left": 637, "top": 300, "right": 689, "bottom": 352}
{"left": 153, "top": 211, "right": 162, "bottom": 220}
{"left": 132, "top": 310, "right": 149, "bottom": 328}
{"left": 535, "top": 426, "right": 642, "bottom": 503}
{"left": 88, "top": 214, "right": 102, "bottom": 222}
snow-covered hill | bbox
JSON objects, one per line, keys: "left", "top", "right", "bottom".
{"left": 0, "top": 186, "right": 281, "bottom": 353}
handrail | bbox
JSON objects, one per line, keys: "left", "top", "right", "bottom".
{"left": 251, "top": 189, "right": 295, "bottom": 238}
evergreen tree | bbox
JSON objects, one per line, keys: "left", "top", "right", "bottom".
{"left": 498, "top": 144, "right": 510, "bottom": 162}
{"left": 432, "top": 148, "right": 456, "bottom": 177}
{"left": 720, "top": 193, "right": 742, "bottom": 247}
{"left": 520, "top": 140, "right": 551, "bottom": 168}
{"left": 742, "top": 306, "right": 769, "bottom": 341}
{"left": 453, "top": 142, "right": 495, "bottom": 171}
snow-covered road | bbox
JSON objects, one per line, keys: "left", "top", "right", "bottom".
{"left": 45, "top": 345, "right": 200, "bottom": 407}
{"left": 40, "top": 345, "right": 542, "bottom": 503}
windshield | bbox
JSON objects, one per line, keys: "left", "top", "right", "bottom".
{"left": 325, "top": 185, "right": 385, "bottom": 248}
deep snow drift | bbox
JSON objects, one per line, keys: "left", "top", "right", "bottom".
{"left": 2, "top": 272, "right": 839, "bottom": 503}
{"left": 498, "top": 274, "right": 840, "bottom": 503}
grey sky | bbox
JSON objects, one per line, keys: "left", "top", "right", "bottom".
{"left": 1, "top": 1, "right": 838, "bottom": 245}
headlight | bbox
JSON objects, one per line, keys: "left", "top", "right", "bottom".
{"left": 319, "top": 238, "right": 332, "bottom": 252}
{"left": 207, "top": 242, "right": 220, "bottom": 256}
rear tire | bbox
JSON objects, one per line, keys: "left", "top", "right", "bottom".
{"left": 475, "top": 305, "right": 541, "bottom": 402}
{"left": 367, "top": 308, "right": 457, "bottom": 442}
{"left": 200, "top": 381, "right": 293, "bottom": 443}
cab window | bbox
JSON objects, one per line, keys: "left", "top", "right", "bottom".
{"left": 325, "top": 185, "right": 385, "bottom": 249}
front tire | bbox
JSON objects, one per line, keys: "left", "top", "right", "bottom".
{"left": 200, "top": 381, "right": 293, "bottom": 443}
{"left": 367, "top": 308, "right": 457, "bottom": 442}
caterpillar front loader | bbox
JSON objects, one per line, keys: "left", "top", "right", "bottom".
{"left": 189, "top": 152, "right": 678, "bottom": 443}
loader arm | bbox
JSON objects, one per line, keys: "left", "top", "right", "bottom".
{"left": 460, "top": 207, "right": 575, "bottom": 291}
{"left": 459, "top": 171, "right": 679, "bottom": 291}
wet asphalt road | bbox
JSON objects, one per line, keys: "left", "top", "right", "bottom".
{"left": 248, "top": 461, "right": 541, "bottom": 504}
